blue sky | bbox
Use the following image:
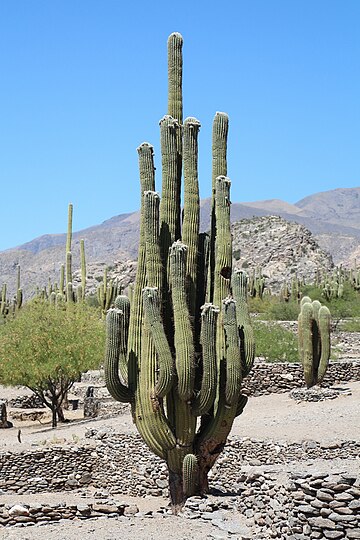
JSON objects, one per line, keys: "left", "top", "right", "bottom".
{"left": 1, "top": 0, "right": 359, "bottom": 251}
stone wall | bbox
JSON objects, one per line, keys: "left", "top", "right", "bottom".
{"left": 76, "top": 359, "right": 360, "bottom": 405}
{"left": 1, "top": 466, "right": 358, "bottom": 538}
{"left": 243, "top": 359, "right": 360, "bottom": 396}
{"left": 0, "top": 446, "right": 96, "bottom": 494}
{"left": 0, "top": 432, "right": 359, "bottom": 498}
{"left": 0, "top": 499, "right": 139, "bottom": 527}
{"left": 0, "top": 432, "right": 358, "bottom": 535}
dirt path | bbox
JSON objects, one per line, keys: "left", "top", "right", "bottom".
{"left": 2, "top": 381, "right": 359, "bottom": 452}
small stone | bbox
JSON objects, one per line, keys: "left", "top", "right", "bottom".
{"left": 124, "top": 504, "right": 139, "bottom": 516}
{"left": 323, "top": 532, "right": 344, "bottom": 539}
{"left": 9, "top": 505, "right": 29, "bottom": 517}
{"left": 308, "top": 517, "right": 336, "bottom": 529}
{"left": 92, "top": 503, "right": 119, "bottom": 514}
{"left": 76, "top": 504, "right": 91, "bottom": 516}
{"left": 346, "top": 530, "right": 360, "bottom": 539}
{"left": 316, "top": 490, "right": 333, "bottom": 502}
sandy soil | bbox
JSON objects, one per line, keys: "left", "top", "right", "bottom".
{"left": 2, "top": 381, "right": 359, "bottom": 451}
{"left": 0, "top": 382, "right": 359, "bottom": 539}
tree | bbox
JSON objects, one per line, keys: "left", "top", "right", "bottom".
{"left": 0, "top": 300, "right": 105, "bottom": 427}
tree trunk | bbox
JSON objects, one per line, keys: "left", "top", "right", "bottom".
{"left": 198, "top": 464, "right": 210, "bottom": 494}
{"left": 51, "top": 406, "right": 57, "bottom": 428}
{"left": 168, "top": 470, "right": 186, "bottom": 514}
{"left": 56, "top": 405, "right": 66, "bottom": 423}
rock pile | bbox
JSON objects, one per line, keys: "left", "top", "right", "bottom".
{"left": 242, "top": 359, "right": 360, "bottom": 397}
{"left": 181, "top": 471, "right": 360, "bottom": 539}
{"left": 288, "top": 471, "right": 360, "bottom": 539}
{"left": 289, "top": 387, "right": 348, "bottom": 403}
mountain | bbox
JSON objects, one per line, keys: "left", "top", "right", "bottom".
{"left": 232, "top": 216, "right": 333, "bottom": 291}
{"left": 295, "top": 187, "right": 360, "bottom": 230}
{"left": 1, "top": 186, "right": 360, "bottom": 297}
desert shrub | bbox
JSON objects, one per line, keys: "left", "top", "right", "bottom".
{"left": 253, "top": 320, "right": 298, "bottom": 362}
{"left": 266, "top": 300, "right": 300, "bottom": 321}
{"left": 302, "top": 283, "right": 360, "bottom": 319}
{"left": 249, "top": 294, "right": 300, "bottom": 321}
{"left": 339, "top": 318, "right": 360, "bottom": 332}
{"left": 0, "top": 299, "right": 105, "bottom": 426}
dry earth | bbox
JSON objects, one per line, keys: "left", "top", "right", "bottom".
{"left": 0, "top": 381, "right": 359, "bottom": 539}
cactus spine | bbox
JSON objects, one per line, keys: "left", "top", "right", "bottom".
{"left": 104, "top": 33, "right": 255, "bottom": 512}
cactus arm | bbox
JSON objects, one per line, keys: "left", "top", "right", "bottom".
{"left": 114, "top": 295, "right": 131, "bottom": 385}
{"left": 80, "top": 239, "right": 86, "bottom": 300}
{"left": 213, "top": 176, "right": 232, "bottom": 368}
{"left": 317, "top": 305, "right": 331, "bottom": 383}
{"left": 66, "top": 282, "right": 74, "bottom": 303}
{"left": 16, "top": 288, "right": 23, "bottom": 310}
{"left": 104, "top": 308, "right": 133, "bottom": 403}
{"left": 143, "top": 191, "right": 163, "bottom": 290}
{"left": 207, "top": 113, "right": 229, "bottom": 303}
{"left": 311, "top": 300, "right": 322, "bottom": 373}
{"left": 182, "top": 117, "right": 201, "bottom": 318}
{"left": 142, "top": 287, "right": 174, "bottom": 398}
{"left": 127, "top": 143, "right": 156, "bottom": 391}
{"left": 1, "top": 283, "right": 7, "bottom": 316}
{"left": 16, "top": 264, "right": 21, "bottom": 291}
{"left": 142, "top": 192, "right": 174, "bottom": 396}
{"left": 159, "top": 115, "right": 181, "bottom": 256}
{"left": 232, "top": 270, "right": 255, "bottom": 377}
{"left": 223, "top": 298, "right": 242, "bottom": 405}
{"left": 167, "top": 32, "right": 183, "bottom": 124}
{"left": 66, "top": 203, "right": 73, "bottom": 255}
{"left": 182, "top": 453, "right": 199, "bottom": 497}
{"left": 213, "top": 176, "right": 232, "bottom": 309}
{"left": 192, "top": 303, "right": 218, "bottom": 416}
{"left": 59, "top": 264, "right": 65, "bottom": 295}
{"left": 66, "top": 251, "right": 72, "bottom": 288}
{"left": 170, "top": 241, "right": 195, "bottom": 401}
{"left": 299, "top": 302, "right": 315, "bottom": 387}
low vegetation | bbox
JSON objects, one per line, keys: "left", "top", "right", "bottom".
{"left": 0, "top": 300, "right": 105, "bottom": 427}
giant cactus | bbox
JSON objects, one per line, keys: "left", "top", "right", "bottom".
{"left": 104, "top": 33, "right": 255, "bottom": 512}
{"left": 298, "top": 297, "right": 331, "bottom": 387}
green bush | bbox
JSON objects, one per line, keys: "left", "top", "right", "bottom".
{"left": 339, "top": 318, "right": 360, "bottom": 332}
{"left": 249, "top": 295, "right": 300, "bottom": 321}
{"left": 301, "top": 282, "right": 360, "bottom": 319}
{"left": 253, "top": 320, "right": 298, "bottom": 362}
{"left": 0, "top": 299, "right": 105, "bottom": 426}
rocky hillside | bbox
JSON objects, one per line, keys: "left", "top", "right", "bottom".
{"left": 232, "top": 216, "right": 334, "bottom": 292}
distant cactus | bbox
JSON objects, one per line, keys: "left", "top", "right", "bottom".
{"left": 298, "top": 297, "right": 331, "bottom": 387}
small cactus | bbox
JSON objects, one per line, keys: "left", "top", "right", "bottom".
{"left": 298, "top": 297, "right": 331, "bottom": 388}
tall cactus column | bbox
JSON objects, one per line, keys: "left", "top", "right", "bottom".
{"left": 104, "top": 33, "right": 255, "bottom": 512}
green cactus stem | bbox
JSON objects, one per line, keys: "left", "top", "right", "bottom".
{"left": 298, "top": 298, "right": 331, "bottom": 388}
{"left": 80, "top": 239, "right": 86, "bottom": 301}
